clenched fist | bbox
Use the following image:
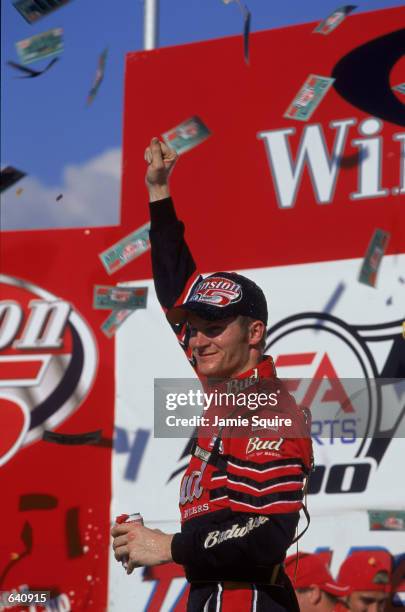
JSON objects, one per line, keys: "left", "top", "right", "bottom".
{"left": 144, "top": 137, "right": 178, "bottom": 202}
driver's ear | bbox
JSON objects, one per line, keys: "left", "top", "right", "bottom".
{"left": 309, "top": 585, "right": 322, "bottom": 605}
{"left": 249, "top": 320, "right": 265, "bottom": 346}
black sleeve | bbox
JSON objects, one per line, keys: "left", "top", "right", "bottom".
{"left": 171, "top": 511, "right": 298, "bottom": 578}
{"left": 149, "top": 197, "right": 197, "bottom": 310}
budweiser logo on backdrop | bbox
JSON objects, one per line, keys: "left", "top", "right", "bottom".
{"left": 0, "top": 275, "right": 97, "bottom": 466}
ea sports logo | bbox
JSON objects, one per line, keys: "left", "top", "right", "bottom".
{"left": 265, "top": 312, "right": 404, "bottom": 467}
{"left": 168, "top": 310, "right": 403, "bottom": 493}
{"left": 0, "top": 275, "right": 97, "bottom": 466}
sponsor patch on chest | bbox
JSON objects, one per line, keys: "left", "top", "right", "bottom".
{"left": 246, "top": 436, "right": 284, "bottom": 454}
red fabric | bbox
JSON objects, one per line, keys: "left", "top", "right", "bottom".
{"left": 221, "top": 584, "right": 255, "bottom": 611}
{"left": 285, "top": 552, "right": 349, "bottom": 597}
{"left": 338, "top": 551, "right": 392, "bottom": 594}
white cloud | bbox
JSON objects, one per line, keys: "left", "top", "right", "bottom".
{"left": 1, "top": 148, "right": 122, "bottom": 230}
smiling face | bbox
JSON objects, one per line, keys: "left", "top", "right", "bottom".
{"left": 187, "top": 314, "right": 264, "bottom": 379}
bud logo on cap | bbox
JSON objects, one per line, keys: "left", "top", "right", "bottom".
{"left": 189, "top": 276, "right": 243, "bottom": 307}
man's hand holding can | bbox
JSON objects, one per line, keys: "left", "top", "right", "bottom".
{"left": 111, "top": 512, "right": 174, "bottom": 574}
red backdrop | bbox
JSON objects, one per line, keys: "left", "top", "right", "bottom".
{"left": 1, "top": 6, "right": 404, "bottom": 610}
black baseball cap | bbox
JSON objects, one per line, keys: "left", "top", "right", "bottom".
{"left": 166, "top": 272, "right": 268, "bottom": 325}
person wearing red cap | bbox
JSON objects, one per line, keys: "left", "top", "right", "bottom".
{"left": 337, "top": 551, "right": 392, "bottom": 612}
{"left": 285, "top": 552, "right": 350, "bottom": 611}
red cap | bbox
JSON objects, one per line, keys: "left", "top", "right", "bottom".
{"left": 285, "top": 552, "right": 350, "bottom": 597}
{"left": 338, "top": 551, "right": 392, "bottom": 594}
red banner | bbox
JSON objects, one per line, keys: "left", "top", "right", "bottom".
{"left": 122, "top": 6, "right": 405, "bottom": 271}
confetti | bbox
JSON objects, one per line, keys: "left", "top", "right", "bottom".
{"left": 99, "top": 223, "right": 150, "bottom": 274}
{"left": 315, "top": 282, "right": 346, "bottom": 332}
{"left": 8, "top": 57, "right": 59, "bottom": 78}
{"left": 223, "top": 0, "right": 251, "bottom": 63}
{"left": 93, "top": 285, "right": 148, "bottom": 310}
{"left": 101, "top": 309, "right": 134, "bottom": 338}
{"left": 284, "top": 74, "right": 335, "bottom": 121}
{"left": 13, "top": 0, "right": 73, "bottom": 24}
{"left": 358, "top": 228, "right": 390, "bottom": 287}
{"left": 242, "top": 3, "right": 251, "bottom": 65}
{"left": 1, "top": 166, "right": 26, "bottom": 193}
{"left": 162, "top": 116, "right": 211, "bottom": 155}
{"left": 368, "top": 510, "right": 405, "bottom": 531}
{"left": 87, "top": 48, "right": 108, "bottom": 105}
{"left": 333, "top": 147, "right": 368, "bottom": 169}
{"left": 16, "top": 28, "right": 63, "bottom": 65}
{"left": 313, "top": 5, "right": 357, "bottom": 35}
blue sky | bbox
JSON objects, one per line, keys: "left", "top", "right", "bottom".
{"left": 1, "top": 0, "right": 403, "bottom": 229}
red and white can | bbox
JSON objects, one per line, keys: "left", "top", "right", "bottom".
{"left": 115, "top": 513, "right": 144, "bottom": 569}
{"left": 115, "top": 512, "right": 144, "bottom": 526}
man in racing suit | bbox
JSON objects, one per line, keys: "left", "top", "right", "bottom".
{"left": 111, "top": 137, "right": 313, "bottom": 611}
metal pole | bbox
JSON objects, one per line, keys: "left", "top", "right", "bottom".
{"left": 143, "top": 0, "right": 159, "bottom": 50}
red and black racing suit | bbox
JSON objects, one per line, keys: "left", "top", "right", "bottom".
{"left": 149, "top": 197, "right": 313, "bottom": 612}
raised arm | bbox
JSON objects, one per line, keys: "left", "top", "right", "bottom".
{"left": 145, "top": 137, "right": 198, "bottom": 311}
